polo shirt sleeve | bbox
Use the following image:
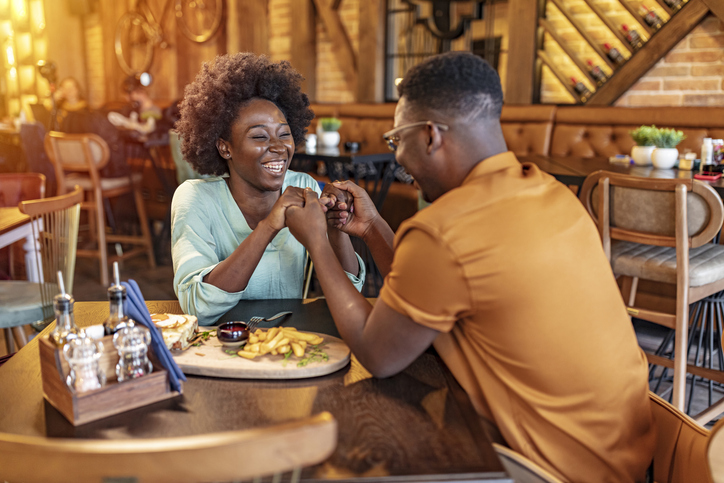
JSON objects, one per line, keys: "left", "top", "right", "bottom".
{"left": 380, "top": 226, "right": 472, "bottom": 332}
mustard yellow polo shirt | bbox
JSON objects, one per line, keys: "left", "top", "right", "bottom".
{"left": 380, "top": 152, "right": 655, "bottom": 482}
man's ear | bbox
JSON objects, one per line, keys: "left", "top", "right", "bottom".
{"left": 425, "top": 122, "right": 444, "bottom": 155}
{"left": 216, "top": 138, "right": 231, "bottom": 159}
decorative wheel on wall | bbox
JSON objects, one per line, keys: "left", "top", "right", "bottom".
{"left": 115, "top": 0, "right": 224, "bottom": 77}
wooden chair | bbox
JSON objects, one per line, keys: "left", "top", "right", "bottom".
{"left": 44, "top": 131, "right": 155, "bottom": 287}
{"left": 0, "top": 173, "right": 46, "bottom": 352}
{"left": 493, "top": 393, "right": 713, "bottom": 483}
{"left": 0, "top": 411, "right": 337, "bottom": 483}
{"left": 579, "top": 171, "right": 724, "bottom": 422}
{"left": 650, "top": 392, "right": 712, "bottom": 483}
{"left": 0, "top": 186, "right": 82, "bottom": 352}
{"left": 708, "top": 416, "right": 724, "bottom": 483}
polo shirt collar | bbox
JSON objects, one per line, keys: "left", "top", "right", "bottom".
{"left": 463, "top": 151, "right": 519, "bottom": 185}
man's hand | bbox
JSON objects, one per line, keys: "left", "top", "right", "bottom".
{"left": 320, "top": 181, "right": 380, "bottom": 239}
{"left": 285, "top": 189, "right": 329, "bottom": 248}
{"left": 265, "top": 186, "right": 306, "bottom": 231}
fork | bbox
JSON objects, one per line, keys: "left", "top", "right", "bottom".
{"left": 247, "top": 311, "right": 293, "bottom": 332}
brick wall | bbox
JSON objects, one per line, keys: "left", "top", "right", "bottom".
{"left": 268, "top": 0, "right": 291, "bottom": 62}
{"left": 616, "top": 15, "right": 724, "bottom": 106}
{"left": 541, "top": 0, "right": 724, "bottom": 107}
{"left": 267, "top": 0, "right": 359, "bottom": 103}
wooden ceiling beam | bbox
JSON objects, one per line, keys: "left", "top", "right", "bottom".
{"left": 587, "top": 0, "right": 709, "bottom": 105}
{"left": 290, "top": 0, "right": 317, "bottom": 102}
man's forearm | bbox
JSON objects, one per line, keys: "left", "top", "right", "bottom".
{"left": 362, "top": 216, "right": 396, "bottom": 278}
{"left": 308, "top": 238, "right": 372, "bottom": 353}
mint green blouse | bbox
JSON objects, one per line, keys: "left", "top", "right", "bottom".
{"left": 171, "top": 171, "right": 365, "bottom": 325}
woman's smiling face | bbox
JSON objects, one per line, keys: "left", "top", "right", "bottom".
{"left": 217, "top": 98, "right": 295, "bottom": 193}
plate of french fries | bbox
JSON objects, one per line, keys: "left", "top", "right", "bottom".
{"left": 170, "top": 326, "right": 351, "bottom": 379}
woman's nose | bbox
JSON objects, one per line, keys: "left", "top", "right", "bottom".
{"left": 269, "top": 137, "right": 288, "bottom": 153}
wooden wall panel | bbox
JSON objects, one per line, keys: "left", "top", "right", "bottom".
{"left": 290, "top": 0, "right": 317, "bottom": 101}
{"left": 226, "top": 0, "right": 268, "bottom": 55}
{"left": 357, "top": 0, "right": 385, "bottom": 103}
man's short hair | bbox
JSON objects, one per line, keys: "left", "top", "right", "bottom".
{"left": 397, "top": 52, "right": 503, "bottom": 121}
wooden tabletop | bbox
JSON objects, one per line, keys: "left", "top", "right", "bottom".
{"left": 0, "top": 298, "right": 510, "bottom": 482}
{"left": 0, "top": 207, "right": 30, "bottom": 237}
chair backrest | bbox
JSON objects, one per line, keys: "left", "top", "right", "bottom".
{"left": 44, "top": 132, "right": 111, "bottom": 194}
{"left": 709, "top": 418, "right": 724, "bottom": 483}
{"left": 649, "top": 392, "right": 712, "bottom": 483}
{"left": 0, "top": 173, "right": 45, "bottom": 207}
{"left": 579, "top": 170, "right": 724, "bottom": 259}
{"left": 169, "top": 130, "right": 207, "bottom": 184}
{"left": 18, "top": 185, "right": 82, "bottom": 322}
{"left": 19, "top": 122, "right": 57, "bottom": 196}
{"left": 0, "top": 411, "right": 337, "bottom": 483}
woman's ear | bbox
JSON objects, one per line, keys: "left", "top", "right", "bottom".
{"left": 216, "top": 138, "right": 231, "bottom": 159}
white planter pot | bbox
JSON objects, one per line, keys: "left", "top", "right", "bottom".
{"left": 631, "top": 145, "right": 655, "bottom": 166}
{"left": 652, "top": 148, "right": 679, "bottom": 169}
{"left": 321, "top": 131, "right": 340, "bottom": 148}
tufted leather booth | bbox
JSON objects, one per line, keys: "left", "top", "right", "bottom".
{"left": 310, "top": 103, "right": 556, "bottom": 156}
{"left": 551, "top": 107, "right": 724, "bottom": 158}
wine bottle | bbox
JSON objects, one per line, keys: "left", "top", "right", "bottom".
{"left": 571, "top": 77, "right": 592, "bottom": 102}
{"left": 604, "top": 43, "right": 626, "bottom": 66}
{"left": 640, "top": 5, "right": 664, "bottom": 31}
{"left": 587, "top": 60, "right": 608, "bottom": 86}
{"left": 663, "top": 0, "right": 682, "bottom": 11}
{"left": 622, "top": 24, "right": 644, "bottom": 51}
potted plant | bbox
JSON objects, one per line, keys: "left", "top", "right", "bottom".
{"left": 651, "top": 127, "right": 686, "bottom": 169}
{"left": 629, "top": 125, "right": 657, "bottom": 166}
{"left": 318, "top": 117, "right": 342, "bottom": 147}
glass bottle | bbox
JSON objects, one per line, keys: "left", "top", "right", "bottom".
{"left": 50, "top": 293, "right": 81, "bottom": 347}
{"left": 571, "top": 77, "right": 592, "bottom": 102}
{"left": 104, "top": 281, "right": 134, "bottom": 335}
{"left": 663, "top": 0, "right": 682, "bottom": 11}
{"left": 604, "top": 43, "right": 626, "bottom": 66}
{"left": 63, "top": 334, "right": 106, "bottom": 393}
{"left": 587, "top": 60, "right": 608, "bottom": 86}
{"left": 622, "top": 24, "right": 644, "bottom": 51}
{"left": 114, "top": 325, "right": 153, "bottom": 382}
{"left": 640, "top": 6, "right": 664, "bottom": 30}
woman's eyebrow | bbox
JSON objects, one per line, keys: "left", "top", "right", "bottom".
{"left": 246, "top": 122, "right": 289, "bottom": 131}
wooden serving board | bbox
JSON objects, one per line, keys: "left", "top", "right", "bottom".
{"left": 171, "top": 332, "right": 350, "bottom": 379}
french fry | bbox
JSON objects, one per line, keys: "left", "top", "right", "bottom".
{"left": 282, "top": 329, "right": 323, "bottom": 344}
{"left": 298, "top": 340, "right": 307, "bottom": 350}
{"left": 273, "top": 338, "right": 290, "bottom": 351}
{"left": 248, "top": 334, "right": 259, "bottom": 344}
{"left": 278, "top": 344, "right": 291, "bottom": 354}
{"left": 260, "top": 331, "right": 284, "bottom": 355}
{"left": 266, "top": 327, "right": 280, "bottom": 341}
{"left": 246, "top": 342, "right": 260, "bottom": 353}
{"left": 237, "top": 350, "right": 257, "bottom": 360}
{"left": 291, "top": 341, "right": 304, "bottom": 357}
{"left": 255, "top": 329, "right": 267, "bottom": 341}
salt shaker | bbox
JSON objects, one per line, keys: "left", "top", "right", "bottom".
{"left": 63, "top": 334, "right": 106, "bottom": 393}
{"left": 114, "top": 325, "right": 153, "bottom": 382}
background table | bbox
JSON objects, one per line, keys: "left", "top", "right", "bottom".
{"left": 522, "top": 154, "right": 724, "bottom": 197}
{"left": 0, "top": 207, "right": 40, "bottom": 281}
{"left": 0, "top": 298, "right": 511, "bottom": 482}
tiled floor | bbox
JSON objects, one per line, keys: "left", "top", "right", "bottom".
{"left": 2, "top": 252, "right": 723, "bottom": 427}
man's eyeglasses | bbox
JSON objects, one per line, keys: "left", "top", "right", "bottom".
{"left": 382, "top": 121, "right": 449, "bottom": 152}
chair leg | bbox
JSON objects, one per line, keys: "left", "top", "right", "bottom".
{"left": 672, "top": 294, "right": 689, "bottom": 411}
{"left": 95, "top": 193, "right": 109, "bottom": 287}
{"left": 3, "top": 328, "right": 15, "bottom": 354}
{"left": 133, "top": 187, "right": 156, "bottom": 268}
{"left": 11, "top": 326, "right": 27, "bottom": 350}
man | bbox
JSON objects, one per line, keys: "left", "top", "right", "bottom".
{"left": 286, "top": 52, "right": 655, "bottom": 482}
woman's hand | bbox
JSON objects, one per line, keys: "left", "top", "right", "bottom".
{"left": 264, "top": 186, "right": 307, "bottom": 231}
{"left": 320, "top": 181, "right": 381, "bottom": 239}
{"left": 285, "top": 189, "right": 329, "bottom": 249}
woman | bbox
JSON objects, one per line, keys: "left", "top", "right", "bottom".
{"left": 172, "top": 53, "right": 364, "bottom": 325}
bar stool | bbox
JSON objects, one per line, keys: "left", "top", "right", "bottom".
{"left": 44, "top": 131, "right": 155, "bottom": 287}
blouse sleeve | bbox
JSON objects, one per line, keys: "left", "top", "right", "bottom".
{"left": 171, "top": 182, "right": 246, "bottom": 325}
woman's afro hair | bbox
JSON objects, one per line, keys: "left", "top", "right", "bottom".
{"left": 176, "top": 53, "right": 314, "bottom": 175}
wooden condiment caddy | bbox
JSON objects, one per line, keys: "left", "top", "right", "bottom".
{"left": 39, "top": 334, "right": 182, "bottom": 426}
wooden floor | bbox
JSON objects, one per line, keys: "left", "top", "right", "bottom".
{"left": 2, "top": 249, "right": 722, "bottom": 427}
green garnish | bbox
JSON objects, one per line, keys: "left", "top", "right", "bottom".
{"left": 297, "top": 344, "right": 329, "bottom": 367}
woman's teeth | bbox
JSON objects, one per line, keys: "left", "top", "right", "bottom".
{"left": 262, "top": 162, "right": 285, "bottom": 174}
